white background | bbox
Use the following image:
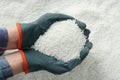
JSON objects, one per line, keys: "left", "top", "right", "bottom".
{"left": 0, "top": 0, "right": 120, "bottom": 80}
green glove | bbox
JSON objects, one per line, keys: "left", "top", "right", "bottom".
{"left": 19, "top": 41, "right": 92, "bottom": 74}
{"left": 17, "top": 13, "right": 74, "bottom": 49}
{"left": 16, "top": 13, "right": 87, "bottom": 49}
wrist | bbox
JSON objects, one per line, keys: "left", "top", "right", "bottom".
{"left": 4, "top": 51, "right": 24, "bottom": 75}
{"left": 6, "top": 27, "right": 19, "bottom": 49}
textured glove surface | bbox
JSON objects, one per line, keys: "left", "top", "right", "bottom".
{"left": 23, "top": 40, "right": 92, "bottom": 74}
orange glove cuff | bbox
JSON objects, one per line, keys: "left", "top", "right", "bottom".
{"left": 16, "top": 22, "right": 22, "bottom": 49}
{"left": 19, "top": 50, "right": 29, "bottom": 74}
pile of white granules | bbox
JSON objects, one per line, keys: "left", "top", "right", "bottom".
{"left": 32, "top": 20, "right": 86, "bottom": 62}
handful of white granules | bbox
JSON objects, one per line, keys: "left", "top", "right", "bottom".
{"left": 32, "top": 20, "right": 86, "bottom": 62}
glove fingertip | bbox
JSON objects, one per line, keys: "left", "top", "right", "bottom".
{"left": 75, "top": 20, "right": 86, "bottom": 30}
{"left": 80, "top": 47, "right": 89, "bottom": 61}
{"left": 86, "top": 41, "right": 93, "bottom": 49}
{"left": 84, "top": 29, "right": 90, "bottom": 37}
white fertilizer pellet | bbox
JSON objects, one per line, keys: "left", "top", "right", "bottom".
{"left": 32, "top": 20, "right": 86, "bottom": 62}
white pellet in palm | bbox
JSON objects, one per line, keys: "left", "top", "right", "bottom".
{"left": 32, "top": 20, "right": 86, "bottom": 62}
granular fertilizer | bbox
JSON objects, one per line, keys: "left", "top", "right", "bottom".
{"left": 32, "top": 20, "right": 86, "bottom": 62}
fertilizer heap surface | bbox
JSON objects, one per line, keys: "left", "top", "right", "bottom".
{"left": 32, "top": 20, "right": 86, "bottom": 62}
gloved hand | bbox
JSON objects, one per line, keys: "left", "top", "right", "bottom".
{"left": 16, "top": 13, "right": 76, "bottom": 49}
{"left": 17, "top": 13, "right": 93, "bottom": 74}
{"left": 16, "top": 13, "right": 88, "bottom": 49}
{"left": 19, "top": 40, "right": 92, "bottom": 74}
